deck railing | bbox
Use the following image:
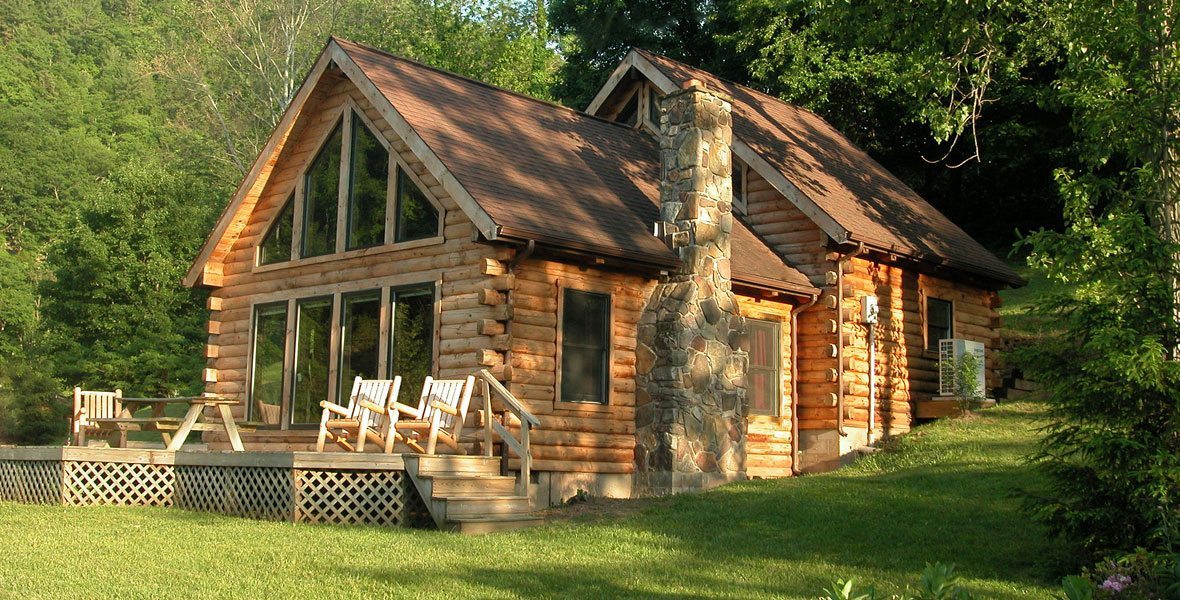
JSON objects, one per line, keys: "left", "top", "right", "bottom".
{"left": 476, "top": 369, "right": 540, "bottom": 496}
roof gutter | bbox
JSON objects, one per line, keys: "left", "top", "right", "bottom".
{"left": 845, "top": 235, "right": 1026, "bottom": 288}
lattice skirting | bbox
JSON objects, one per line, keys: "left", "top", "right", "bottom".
{"left": 64, "top": 461, "right": 174, "bottom": 507}
{"left": 176, "top": 465, "right": 293, "bottom": 521}
{"left": 296, "top": 469, "right": 431, "bottom": 528}
{"left": 0, "top": 455, "right": 429, "bottom": 529}
{"left": 0, "top": 460, "right": 62, "bottom": 505}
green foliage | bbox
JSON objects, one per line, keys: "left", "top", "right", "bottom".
{"left": 822, "top": 563, "right": 978, "bottom": 600}
{"left": 953, "top": 351, "right": 985, "bottom": 413}
{"left": 1016, "top": 0, "right": 1180, "bottom": 568}
{"left": 1019, "top": 175, "right": 1180, "bottom": 563}
{"left": 0, "top": 360, "right": 68, "bottom": 444}
{"left": 1062, "top": 551, "right": 1180, "bottom": 599}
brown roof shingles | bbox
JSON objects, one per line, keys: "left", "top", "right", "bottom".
{"left": 338, "top": 39, "right": 817, "bottom": 296}
{"left": 634, "top": 49, "right": 1023, "bottom": 287}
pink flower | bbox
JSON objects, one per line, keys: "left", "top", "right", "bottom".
{"left": 1100, "top": 574, "right": 1132, "bottom": 593}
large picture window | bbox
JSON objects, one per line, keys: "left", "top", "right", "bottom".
{"left": 338, "top": 291, "right": 381, "bottom": 401}
{"left": 346, "top": 113, "right": 389, "bottom": 250}
{"left": 746, "top": 318, "right": 781, "bottom": 416}
{"left": 292, "top": 297, "right": 333, "bottom": 424}
{"left": 560, "top": 289, "right": 611, "bottom": 404}
{"left": 301, "top": 122, "right": 342, "bottom": 258}
{"left": 245, "top": 282, "right": 437, "bottom": 430}
{"left": 390, "top": 286, "right": 435, "bottom": 403}
{"left": 250, "top": 302, "right": 288, "bottom": 424}
{"left": 926, "top": 297, "right": 954, "bottom": 351}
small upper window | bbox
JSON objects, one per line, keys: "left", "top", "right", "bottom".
{"left": 732, "top": 161, "right": 747, "bottom": 214}
{"left": 647, "top": 89, "right": 661, "bottom": 128}
{"left": 395, "top": 169, "right": 439, "bottom": 243}
{"left": 301, "top": 121, "right": 342, "bottom": 258}
{"left": 258, "top": 195, "right": 294, "bottom": 266}
{"left": 560, "top": 289, "right": 611, "bottom": 404}
{"left": 346, "top": 112, "right": 389, "bottom": 250}
{"left": 926, "top": 297, "right": 954, "bottom": 351}
{"left": 616, "top": 92, "right": 639, "bottom": 128}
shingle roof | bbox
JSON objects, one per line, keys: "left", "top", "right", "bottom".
{"left": 633, "top": 49, "right": 1023, "bottom": 287}
{"left": 337, "top": 39, "right": 818, "bottom": 296}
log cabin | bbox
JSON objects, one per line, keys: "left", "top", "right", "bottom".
{"left": 184, "top": 38, "right": 1023, "bottom": 504}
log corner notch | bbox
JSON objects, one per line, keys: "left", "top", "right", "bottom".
{"left": 477, "top": 247, "right": 519, "bottom": 382}
{"left": 197, "top": 263, "right": 224, "bottom": 288}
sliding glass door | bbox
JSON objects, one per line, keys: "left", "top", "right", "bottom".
{"left": 291, "top": 297, "right": 333, "bottom": 425}
{"left": 338, "top": 291, "right": 382, "bottom": 401}
{"left": 390, "top": 287, "right": 435, "bottom": 404}
{"left": 250, "top": 302, "right": 288, "bottom": 424}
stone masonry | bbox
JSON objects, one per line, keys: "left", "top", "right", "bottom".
{"left": 634, "top": 80, "right": 748, "bottom": 496}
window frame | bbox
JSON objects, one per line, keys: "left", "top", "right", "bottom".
{"left": 252, "top": 99, "right": 445, "bottom": 275}
{"left": 745, "top": 317, "right": 782, "bottom": 417}
{"left": 386, "top": 283, "right": 440, "bottom": 402}
{"left": 925, "top": 296, "right": 955, "bottom": 352}
{"left": 555, "top": 284, "right": 614, "bottom": 407}
{"left": 289, "top": 294, "right": 336, "bottom": 428}
{"left": 336, "top": 288, "right": 384, "bottom": 402}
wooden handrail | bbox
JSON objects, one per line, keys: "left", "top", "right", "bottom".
{"left": 476, "top": 369, "right": 541, "bottom": 496}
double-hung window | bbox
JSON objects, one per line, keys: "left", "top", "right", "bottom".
{"left": 559, "top": 289, "right": 611, "bottom": 404}
{"left": 926, "top": 297, "right": 954, "bottom": 351}
{"left": 746, "top": 318, "right": 781, "bottom": 416}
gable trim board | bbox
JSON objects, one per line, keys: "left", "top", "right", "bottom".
{"left": 189, "top": 38, "right": 817, "bottom": 298}
{"left": 592, "top": 48, "right": 1022, "bottom": 289}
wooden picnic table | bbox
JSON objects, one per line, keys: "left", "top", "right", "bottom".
{"left": 90, "top": 396, "right": 250, "bottom": 452}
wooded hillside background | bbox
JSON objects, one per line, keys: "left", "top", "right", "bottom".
{"left": 0, "top": 0, "right": 1084, "bottom": 439}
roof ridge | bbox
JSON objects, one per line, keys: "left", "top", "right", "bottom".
{"left": 331, "top": 36, "right": 643, "bottom": 135}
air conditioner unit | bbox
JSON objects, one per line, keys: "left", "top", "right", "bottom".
{"left": 938, "top": 339, "right": 985, "bottom": 397}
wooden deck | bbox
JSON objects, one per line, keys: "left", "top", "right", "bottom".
{"left": 0, "top": 446, "right": 540, "bottom": 532}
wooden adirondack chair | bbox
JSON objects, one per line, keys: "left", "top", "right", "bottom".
{"left": 381, "top": 376, "right": 475, "bottom": 455}
{"left": 71, "top": 388, "right": 122, "bottom": 446}
{"left": 316, "top": 377, "right": 399, "bottom": 452}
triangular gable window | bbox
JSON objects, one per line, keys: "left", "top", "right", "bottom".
{"left": 258, "top": 194, "right": 294, "bottom": 265}
{"left": 395, "top": 169, "right": 439, "bottom": 242}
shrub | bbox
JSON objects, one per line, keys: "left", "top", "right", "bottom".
{"left": 0, "top": 360, "right": 69, "bottom": 444}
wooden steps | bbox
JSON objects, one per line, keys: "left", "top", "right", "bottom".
{"left": 403, "top": 454, "right": 543, "bottom": 534}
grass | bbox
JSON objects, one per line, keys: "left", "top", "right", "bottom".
{"left": 0, "top": 401, "right": 1056, "bottom": 599}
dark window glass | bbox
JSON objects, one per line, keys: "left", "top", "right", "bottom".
{"left": 338, "top": 291, "right": 382, "bottom": 401}
{"left": 389, "top": 287, "right": 435, "bottom": 403}
{"left": 746, "top": 318, "right": 780, "bottom": 416}
{"left": 560, "top": 290, "right": 610, "bottom": 404}
{"left": 927, "top": 297, "right": 954, "bottom": 351}
{"left": 732, "top": 163, "right": 745, "bottom": 212}
{"left": 250, "top": 302, "right": 287, "bottom": 425}
{"left": 259, "top": 196, "right": 293, "bottom": 265}
{"left": 395, "top": 169, "right": 439, "bottom": 242}
{"left": 617, "top": 92, "right": 639, "bottom": 127}
{"left": 291, "top": 297, "right": 333, "bottom": 424}
{"left": 346, "top": 114, "right": 389, "bottom": 250}
{"left": 647, "top": 89, "right": 661, "bottom": 128}
{"left": 301, "top": 122, "right": 342, "bottom": 257}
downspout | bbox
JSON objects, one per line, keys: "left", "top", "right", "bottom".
{"left": 791, "top": 293, "right": 820, "bottom": 475}
{"left": 867, "top": 313, "right": 876, "bottom": 445}
{"left": 834, "top": 242, "right": 866, "bottom": 437}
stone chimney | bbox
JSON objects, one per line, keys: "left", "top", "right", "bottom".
{"left": 634, "top": 79, "right": 747, "bottom": 496}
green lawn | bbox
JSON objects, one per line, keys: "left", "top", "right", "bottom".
{"left": 0, "top": 402, "right": 1056, "bottom": 599}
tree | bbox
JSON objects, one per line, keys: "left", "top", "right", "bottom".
{"left": 1020, "top": 0, "right": 1180, "bottom": 564}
